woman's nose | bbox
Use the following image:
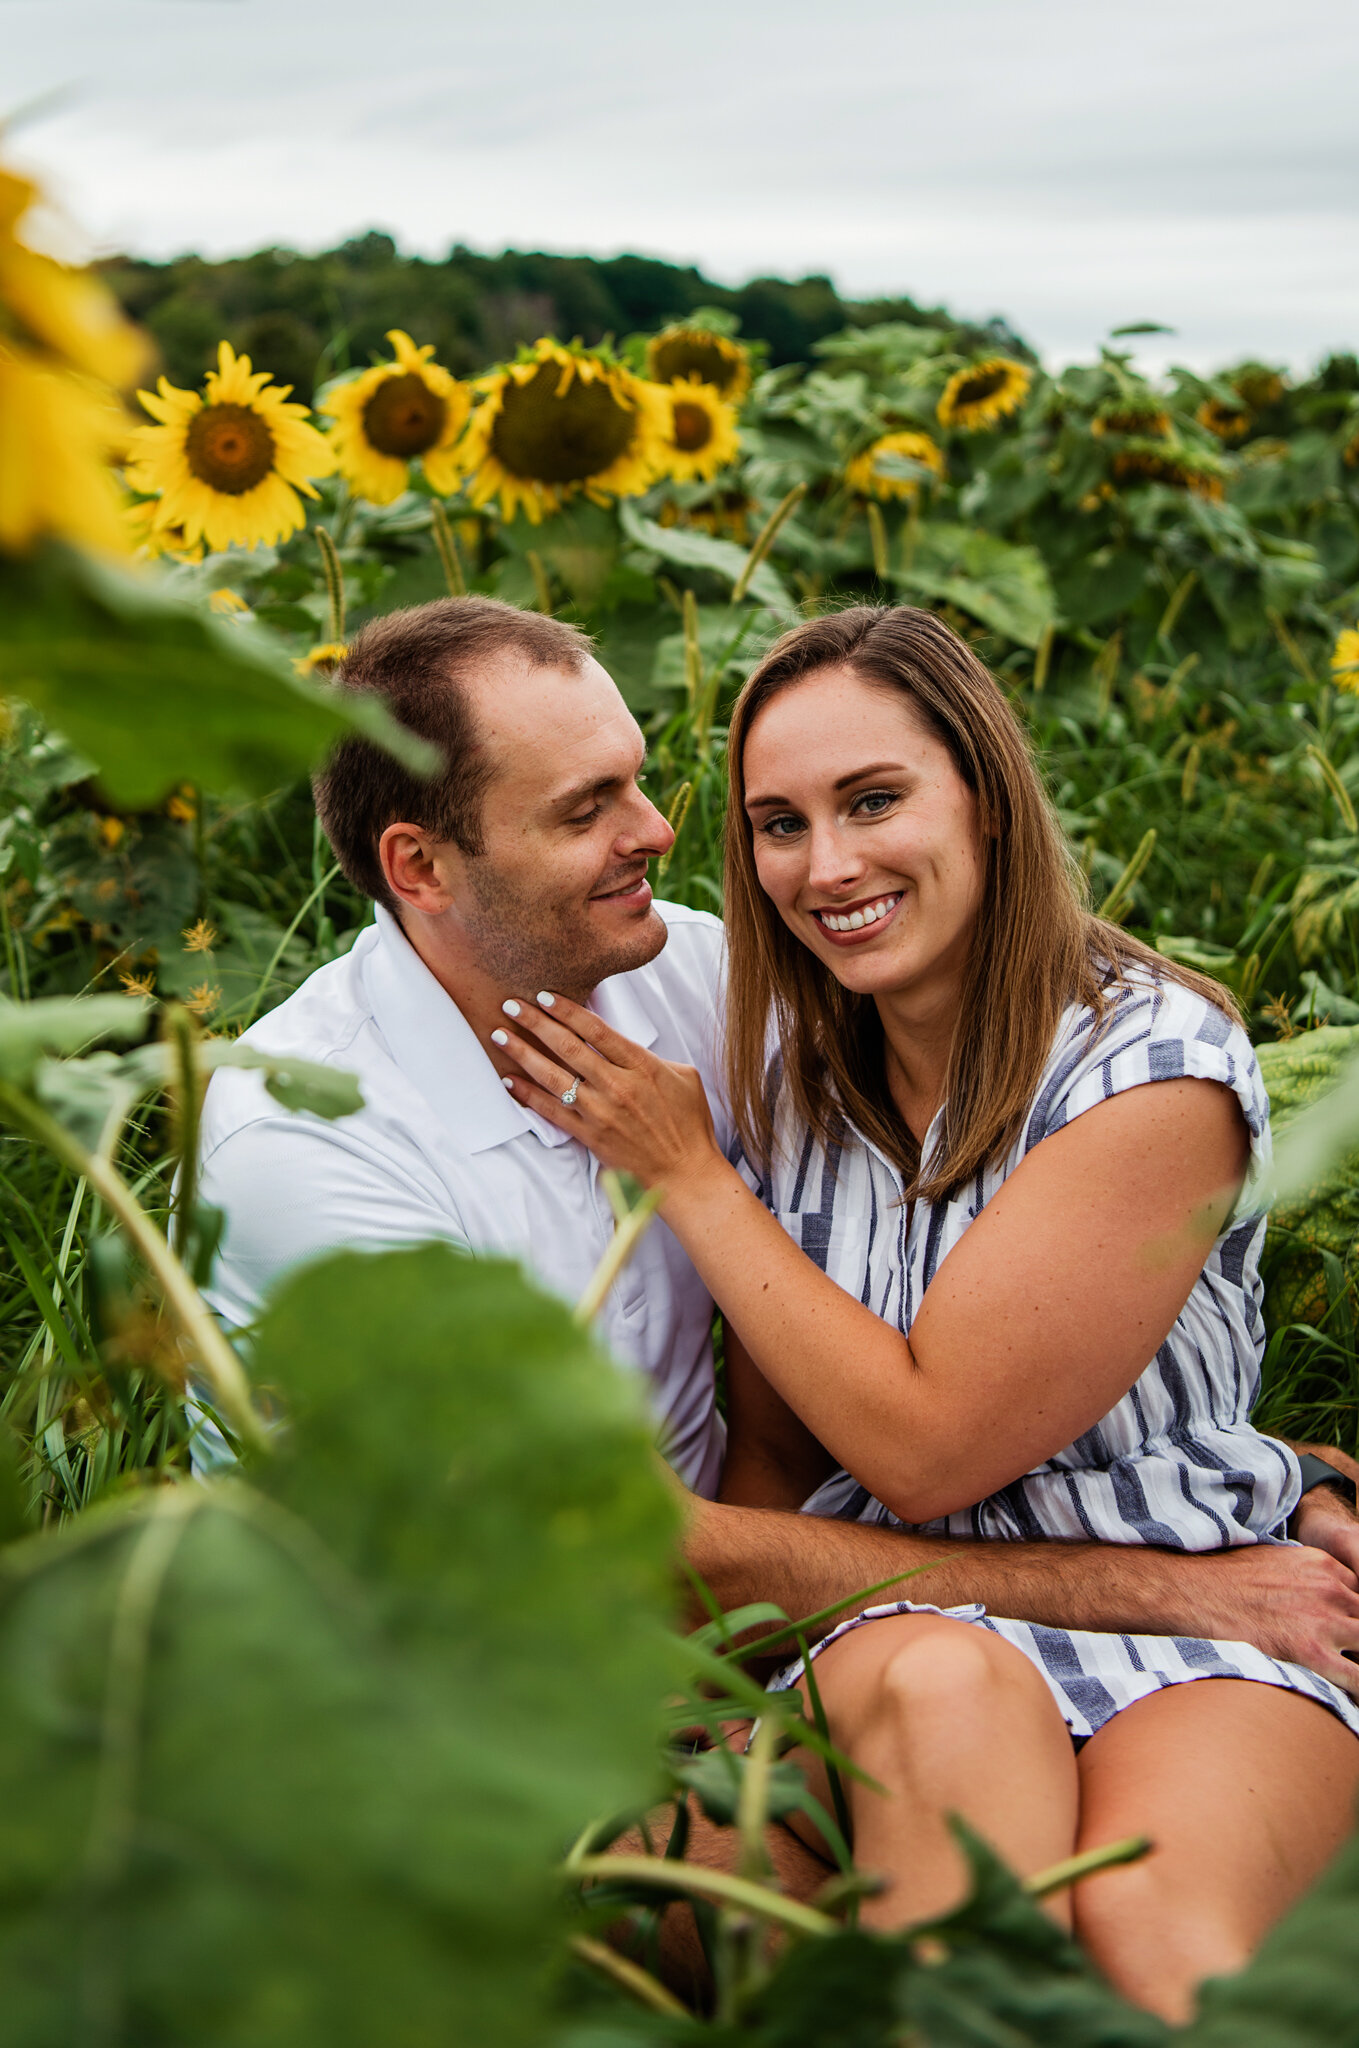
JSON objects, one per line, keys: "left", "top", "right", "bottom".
{"left": 805, "top": 819, "right": 861, "bottom": 893}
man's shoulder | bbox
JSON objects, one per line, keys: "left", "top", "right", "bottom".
{"left": 201, "top": 934, "right": 382, "bottom": 1146}
{"left": 651, "top": 899, "right": 726, "bottom": 973}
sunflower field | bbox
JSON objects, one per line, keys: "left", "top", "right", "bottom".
{"left": 7, "top": 148, "right": 1359, "bottom": 2043}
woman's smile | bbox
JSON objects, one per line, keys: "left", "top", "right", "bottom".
{"left": 808, "top": 890, "right": 904, "bottom": 942}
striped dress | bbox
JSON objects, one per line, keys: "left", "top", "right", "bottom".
{"left": 740, "top": 968, "right": 1359, "bottom": 1740}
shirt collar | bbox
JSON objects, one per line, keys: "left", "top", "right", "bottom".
{"left": 362, "top": 905, "right": 659, "bottom": 1157}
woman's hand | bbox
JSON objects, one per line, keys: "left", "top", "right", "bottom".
{"left": 491, "top": 990, "right": 724, "bottom": 1193}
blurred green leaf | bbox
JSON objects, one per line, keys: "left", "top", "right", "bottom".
{"left": 897, "top": 523, "right": 1056, "bottom": 649}
{"left": 618, "top": 504, "right": 791, "bottom": 612}
{"left": 0, "top": 993, "right": 148, "bottom": 1085}
{"left": 0, "top": 544, "right": 439, "bottom": 809}
{"left": 254, "top": 1246, "right": 679, "bottom": 1830}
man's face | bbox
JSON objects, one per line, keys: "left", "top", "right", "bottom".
{"left": 452, "top": 651, "right": 674, "bottom": 1000}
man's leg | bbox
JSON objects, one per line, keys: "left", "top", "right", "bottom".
{"left": 1072, "top": 1679, "right": 1359, "bottom": 2023}
{"left": 784, "top": 1613, "right": 1081, "bottom": 1930}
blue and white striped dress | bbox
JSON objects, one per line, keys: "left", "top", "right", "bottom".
{"left": 741, "top": 968, "right": 1359, "bottom": 1740}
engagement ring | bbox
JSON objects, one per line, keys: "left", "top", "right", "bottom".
{"left": 561, "top": 1078, "right": 580, "bottom": 1108}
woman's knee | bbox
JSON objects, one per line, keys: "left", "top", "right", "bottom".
{"left": 839, "top": 1618, "right": 1052, "bottom": 1739}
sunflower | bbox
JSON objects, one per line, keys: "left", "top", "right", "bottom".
{"left": 1111, "top": 440, "right": 1224, "bottom": 501}
{"left": 123, "top": 495, "right": 204, "bottom": 561}
{"left": 1197, "top": 395, "right": 1252, "bottom": 442}
{"left": 126, "top": 341, "right": 334, "bottom": 554}
{"left": 0, "top": 164, "right": 150, "bottom": 554}
{"left": 1231, "top": 365, "right": 1285, "bottom": 412}
{"left": 320, "top": 330, "right": 471, "bottom": 504}
{"left": 1331, "top": 629, "right": 1359, "bottom": 695}
{"left": 654, "top": 377, "right": 741, "bottom": 484}
{"left": 455, "top": 339, "right": 666, "bottom": 525}
{"left": 1090, "top": 403, "right": 1171, "bottom": 439}
{"left": 646, "top": 324, "right": 752, "bottom": 404}
{"left": 937, "top": 357, "right": 1031, "bottom": 431}
{"left": 844, "top": 429, "right": 945, "bottom": 501}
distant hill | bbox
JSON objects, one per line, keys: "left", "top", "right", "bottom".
{"left": 100, "top": 233, "right": 1031, "bottom": 397}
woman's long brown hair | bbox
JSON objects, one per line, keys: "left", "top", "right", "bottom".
{"left": 723, "top": 605, "right": 1238, "bottom": 1200}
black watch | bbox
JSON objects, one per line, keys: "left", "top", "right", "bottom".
{"left": 1290, "top": 1452, "right": 1356, "bottom": 1533}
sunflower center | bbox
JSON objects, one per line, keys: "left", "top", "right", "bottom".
{"left": 362, "top": 371, "right": 447, "bottom": 458}
{"left": 672, "top": 401, "right": 714, "bottom": 454}
{"left": 185, "top": 403, "right": 276, "bottom": 494}
{"left": 490, "top": 362, "right": 636, "bottom": 484}
{"left": 652, "top": 336, "right": 736, "bottom": 395}
{"left": 954, "top": 366, "right": 1008, "bottom": 408}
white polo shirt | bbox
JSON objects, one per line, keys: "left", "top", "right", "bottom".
{"left": 198, "top": 900, "right": 729, "bottom": 1496}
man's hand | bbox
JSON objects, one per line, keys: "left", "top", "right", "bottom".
{"left": 1291, "top": 1441, "right": 1359, "bottom": 1583}
{"left": 1189, "top": 1542, "right": 1359, "bottom": 1698}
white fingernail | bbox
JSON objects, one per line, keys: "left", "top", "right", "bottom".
{"left": 502, "top": 999, "right": 521, "bottom": 1018}
{"left": 502, "top": 1076, "right": 515, "bottom": 1090}
{"left": 490, "top": 1029, "right": 509, "bottom": 1046}
{"left": 537, "top": 991, "right": 555, "bottom": 1007}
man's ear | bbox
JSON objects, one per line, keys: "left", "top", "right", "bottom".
{"left": 379, "top": 823, "right": 463, "bottom": 916}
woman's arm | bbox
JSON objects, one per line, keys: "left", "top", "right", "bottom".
{"left": 718, "top": 1321, "right": 836, "bottom": 1509}
{"left": 495, "top": 996, "right": 1248, "bottom": 1524}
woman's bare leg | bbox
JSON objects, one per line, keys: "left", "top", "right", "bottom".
{"left": 788, "top": 1613, "right": 1081, "bottom": 1930}
{"left": 1072, "top": 1679, "right": 1359, "bottom": 2024}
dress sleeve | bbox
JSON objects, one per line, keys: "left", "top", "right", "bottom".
{"left": 1023, "top": 976, "right": 1271, "bottom": 1210}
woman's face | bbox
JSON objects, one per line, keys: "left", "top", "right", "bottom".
{"left": 742, "top": 664, "right": 986, "bottom": 1007}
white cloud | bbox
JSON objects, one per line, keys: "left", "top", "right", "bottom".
{"left": 6, "top": 0, "right": 1356, "bottom": 369}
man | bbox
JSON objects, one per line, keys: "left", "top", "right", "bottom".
{"left": 199, "top": 594, "right": 1359, "bottom": 1686}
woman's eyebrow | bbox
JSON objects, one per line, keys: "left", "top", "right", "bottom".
{"left": 833, "top": 760, "right": 908, "bottom": 790}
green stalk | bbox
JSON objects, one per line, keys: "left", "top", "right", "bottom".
{"left": 1025, "top": 1833, "right": 1151, "bottom": 1899}
{"left": 1305, "top": 744, "right": 1358, "bottom": 833}
{"left": 571, "top": 1854, "right": 833, "bottom": 1938}
{"left": 567, "top": 1935, "right": 689, "bottom": 2017}
{"left": 315, "top": 525, "right": 346, "bottom": 645}
{"left": 1032, "top": 619, "right": 1054, "bottom": 693}
{"left": 1098, "top": 827, "right": 1156, "bottom": 923}
{"left": 0, "top": 1083, "right": 265, "bottom": 1451}
{"left": 165, "top": 1004, "right": 199, "bottom": 1261}
{"left": 865, "top": 501, "right": 889, "bottom": 583}
{"left": 732, "top": 482, "right": 806, "bottom": 602}
{"left": 657, "top": 780, "right": 694, "bottom": 881}
{"left": 682, "top": 587, "right": 703, "bottom": 710}
{"left": 573, "top": 1185, "right": 664, "bottom": 1325}
{"left": 526, "top": 548, "right": 553, "bottom": 614}
{"left": 1156, "top": 569, "right": 1197, "bottom": 645}
{"left": 430, "top": 501, "right": 466, "bottom": 596}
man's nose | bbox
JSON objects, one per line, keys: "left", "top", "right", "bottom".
{"left": 619, "top": 787, "right": 675, "bottom": 859}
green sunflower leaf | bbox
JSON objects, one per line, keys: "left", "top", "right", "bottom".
{"left": 618, "top": 502, "right": 792, "bottom": 611}
{"left": 0, "top": 543, "right": 440, "bottom": 809}
{"left": 895, "top": 522, "right": 1057, "bottom": 650}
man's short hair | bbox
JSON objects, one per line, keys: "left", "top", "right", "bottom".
{"left": 313, "top": 596, "right": 593, "bottom": 913}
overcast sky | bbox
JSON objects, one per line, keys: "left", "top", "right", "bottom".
{"left": 7, "top": 0, "right": 1357, "bottom": 372}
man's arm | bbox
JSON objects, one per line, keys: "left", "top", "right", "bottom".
{"left": 682, "top": 1495, "right": 1359, "bottom": 1698}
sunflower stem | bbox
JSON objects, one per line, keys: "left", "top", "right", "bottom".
{"left": 430, "top": 501, "right": 466, "bottom": 596}
{"left": 315, "top": 526, "right": 346, "bottom": 645}
{"left": 1032, "top": 620, "right": 1054, "bottom": 693}
{"left": 682, "top": 587, "right": 703, "bottom": 709}
{"left": 526, "top": 549, "right": 554, "bottom": 615}
{"left": 733, "top": 482, "right": 806, "bottom": 602}
{"left": 865, "top": 502, "right": 889, "bottom": 583}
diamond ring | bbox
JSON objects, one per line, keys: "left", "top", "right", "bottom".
{"left": 561, "top": 1077, "right": 580, "bottom": 1108}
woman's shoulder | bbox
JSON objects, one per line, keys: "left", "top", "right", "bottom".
{"left": 1026, "top": 962, "right": 1269, "bottom": 1159}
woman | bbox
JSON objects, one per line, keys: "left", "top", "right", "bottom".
{"left": 492, "top": 605, "right": 1359, "bottom": 2021}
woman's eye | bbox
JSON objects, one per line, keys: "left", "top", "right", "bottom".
{"left": 853, "top": 790, "right": 897, "bottom": 817}
{"left": 761, "top": 814, "right": 805, "bottom": 839}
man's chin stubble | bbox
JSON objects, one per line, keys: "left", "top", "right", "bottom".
{"left": 465, "top": 902, "right": 668, "bottom": 1004}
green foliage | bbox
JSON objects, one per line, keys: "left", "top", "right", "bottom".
{"left": 0, "top": 1249, "right": 677, "bottom": 2047}
{"left": 0, "top": 543, "right": 435, "bottom": 812}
